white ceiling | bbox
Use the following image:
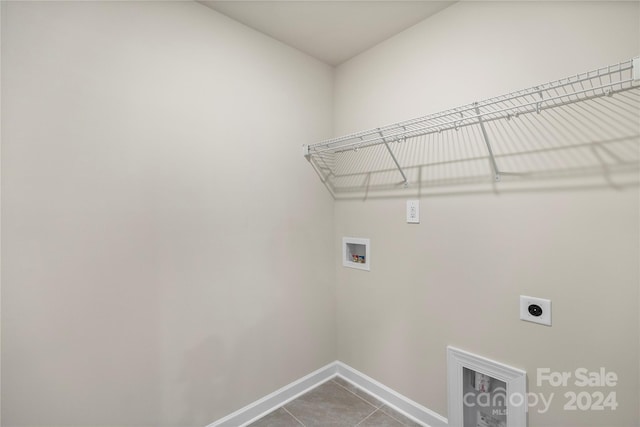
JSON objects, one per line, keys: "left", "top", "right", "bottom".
{"left": 200, "top": 1, "right": 456, "bottom": 66}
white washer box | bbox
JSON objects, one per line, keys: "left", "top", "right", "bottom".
{"left": 342, "top": 237, "right": 370, "bottom": 271}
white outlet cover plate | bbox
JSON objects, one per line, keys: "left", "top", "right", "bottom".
{"left": 520, "top": 295, "right": 551, "bottom": 326}
{"left": 406, "top": 200, "right": 419, "bottom": 223}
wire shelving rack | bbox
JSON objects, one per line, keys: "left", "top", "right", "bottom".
{"left": 303, "top": 57, "right": 640, "bottom": 197}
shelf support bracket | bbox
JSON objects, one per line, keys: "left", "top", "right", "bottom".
{"left": 474, "top": 104, "right": 501, "bottom": 182}
{"left": 378, "top": 130, "right": 408, "bottom": 186}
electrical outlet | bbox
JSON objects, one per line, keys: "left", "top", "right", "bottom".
{"left": 520, "top": 295, "right": 551, "bottom": 326}
{"left": 407, "top": 200, "right": 419, "bottom": 223}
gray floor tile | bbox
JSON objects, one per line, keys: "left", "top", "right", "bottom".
{"left": 357, "top": 409, "right": 405, "bottom": 427}
{"left": 248, "top": 407, "right": 303, "bottom": 427}
{"left": 284, "top": 380, "right": 378, "bottom": 427}
{"left": 331, "top": 377, "right": 384, "bottom": 408}
{"left": 379, "top": 405, "right": 423, "bottom": 427}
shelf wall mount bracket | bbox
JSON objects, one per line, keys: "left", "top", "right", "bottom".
{"left": 474, "top": 104, "right": 501, "bottom": 182}
{"left": 378, "top": 130, "right": 409, "bottom": 187}
{"left": 634, "top": 57, "right": 640, "bottom": 81}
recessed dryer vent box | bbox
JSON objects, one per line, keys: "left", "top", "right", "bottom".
{"left": 343, "top": 237, "right": 370, "bottom": 271}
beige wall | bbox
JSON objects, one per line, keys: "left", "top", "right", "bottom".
{"left": 1, "top": 2, "right": 335, "bottom": 426}
{"left": 3, "top": 1, "right": 640, "bottom": 427}
{"left": 333, "top": 2, "right": 639, "bottom": 426}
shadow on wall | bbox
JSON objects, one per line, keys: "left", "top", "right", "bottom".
{"left": 309, "top": 85, "right": 640, "bottom": 200}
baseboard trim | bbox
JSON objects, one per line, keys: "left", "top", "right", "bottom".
{"left": 335, "top": 361, "right": 448, "bottom": 427}
{"left": 207, "top": 361, "right": 338, "bottom": 427}
{"left": 208, "top": 360, "right": 447, "bottom": 427}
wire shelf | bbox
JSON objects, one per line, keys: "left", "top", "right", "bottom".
{"left": 304, "top": 57, "right": 640, "bottom": 197}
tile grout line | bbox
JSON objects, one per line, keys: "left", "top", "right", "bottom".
{"left": 378, "top": 406, "right": 415, "bottom": 427}
{"left": 330, "top": 379, "right": 382, "bottom": 409}
{"left": 282, "top": 406, "right": 305, "bottom": 427}
{"left": 353, "top": 407, "right": 380, "bottom": 427}
{"left": 331, "top": 379, "right": 415, "bottom": 427}
{"left": 328, "top": 379, "right": 381, "bottom": 427}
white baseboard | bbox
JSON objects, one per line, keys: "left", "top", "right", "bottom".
{"left": 207, "top": 361, "right": 338, "bottom": 427}
{"left": 208, "top": 361, "right": 448, "bottom": 427}
{"left": 335, "top": 361, "right": 448, "bottom": 427}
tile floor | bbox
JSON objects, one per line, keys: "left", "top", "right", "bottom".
{"left": 248, "top": 377, "right": 422, "bottom": 427}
